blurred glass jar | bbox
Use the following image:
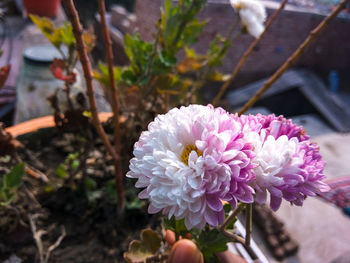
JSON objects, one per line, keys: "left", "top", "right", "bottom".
{"left": 15, "top": 45, "right": 81, "bottom": 124}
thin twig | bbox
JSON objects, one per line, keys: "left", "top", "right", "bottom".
{"left": 29, "top": 214, "right": 66, "bottom": 263}
{"left": 238, "top": 0, "right": 349, "bottom": 115}
{"left": 25, "top": 165, "right": 49, "bottom": 183}
{"left": 62, "top": 0, "right": 120, "bottom": 170}
{"left": 29, "top": 214, "right": 45, "bottom": 263}
{"left": 97, "top": 0, "right": 124, "bottom": 210}
{"left": 245, "top": 203, "right": 252, "bottom": 246}
{"left": 45, "top": 226, "right": 66, "bottom": 263}
{"left": 186, "top": 19, "right": 241, "bottom": 104}
{"left": 212, "top": 0, "right": 288, "bottom": 106}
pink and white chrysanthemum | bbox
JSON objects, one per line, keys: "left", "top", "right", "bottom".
{"left": 236, "top": 114, "right": 330, "bottom": 211}
{"left": 127, "top": 105, "right": 255, "bottom": 230}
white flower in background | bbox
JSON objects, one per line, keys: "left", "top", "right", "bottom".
{"left": 230, "top": 0, "right": 267, "bottom": 38}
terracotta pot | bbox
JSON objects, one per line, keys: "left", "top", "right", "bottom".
{"left": 23, "top": 0, "right": 61, "bottom": 18}
{"left": 5, "top": 113, "right": 113, "bottom": 137}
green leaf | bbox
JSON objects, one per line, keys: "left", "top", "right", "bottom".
{"left": 223, "top": 203, "right": 236, "bottom": 229}
{"left": 163, "top": 216, "right": 176, "bottom": 232}
{"left": 0, "top": 192, "right": 15, "bottom": 207}
{"left": 60, "top": 22, "right": 75, "bottom": 47}
{"left": 83, "top": 110, "right": 92, "bottom": 118}
{"left": 181, "top": 19, "right": 207, "bottom": 47}
{"left": 121, "top": 69, "right": 138, "bottom": 85}
{"left": 56, "top": 164, "right": 67, "bottom": 179}
{"left": 164, "top": 0, "right": 172, "bottom": 15}
{"left": 106, "top": 180, "right": 117, "bottom": 200}
{"left": 85, "top": 177, "right": 96, "bottom": 191}
{"left": 4, "top": 163, "right": 24, "bottom": 189}
{"left": 124, "top": 33, "right": 134, "bottom": 61}
{"left": 223, "top": 203, "right": 232, "bottom": 214}
{"left": 126, "top": 198, "right": 143, "bottom": 210}
{"left": 94, "top": 63, "right": 122, "bottom": 87}
{"left": 195, "top": 228, "right": 231, "bottom": 263}
{"left": 159, "top": 50, "right": 177, "bottom": 67}
{"left": 71, "top": 159, "right": 80, "bottom": 170}
{"left": 29, "top": 14, "right": 62, "bottom": 48}
{"left": 163, "top": 216, "right": 190, "bottom": 240}
{"left": 124, "top": 229, "right": 162, "bottom": 263}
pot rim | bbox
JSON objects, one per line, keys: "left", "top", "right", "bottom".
{"left": 5, "top": 112, "right": 113, "bottom": 137}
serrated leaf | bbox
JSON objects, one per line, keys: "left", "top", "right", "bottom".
{"left": 195, "top": 228, "right": 231, "bottom": 263}
{"left": 181, "top": 19, "right": 207, "bottom": 47}
{"left": 56, "top": 164, "right": 67, "bottom": 179}
{"left": 124, "top": 229, "right": 162, "bottom": 263}
{"left": 4, "top": 163, "right": 24, "bottom": 189}
{"left": 30, "top": 14, "right": 62, "bottom": 48}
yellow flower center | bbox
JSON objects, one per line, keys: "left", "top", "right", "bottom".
{"left": 180, "top": 144, "right": 202, "bottom": 165}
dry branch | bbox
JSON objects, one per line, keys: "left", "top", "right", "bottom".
{"left": 238, "top": 0, "right": 350, "bottom": 115}
{"left": 97, "top": 0, "right": 124, "bottom": 209}
{"left": 63, "top": 0, "right": 124, "bottom": 210}
{"left": 212, "top": 0, "right": 288, "bottom": 106}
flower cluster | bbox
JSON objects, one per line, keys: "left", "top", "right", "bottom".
{"left": 127, "top": 105, "right": 329, "bottom": 230}
{"left": 230, "top": 0, "right": 267, "bottom": 38}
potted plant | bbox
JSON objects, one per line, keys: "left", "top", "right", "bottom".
{"left": 23, "top": 0, "right": 61, "bottom": 18}
{"left": 1, "top": 0, "right": 347, "bottom": 262}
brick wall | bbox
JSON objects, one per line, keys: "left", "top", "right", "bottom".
{"left": 133, "top": 0, "right": 350, "bottom": 90}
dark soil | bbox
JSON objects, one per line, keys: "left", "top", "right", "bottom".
{"left": 0, "top": 125, "right": 160, "bottom": 263}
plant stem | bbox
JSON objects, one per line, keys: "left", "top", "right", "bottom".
{"left": 212, "top": 0, "right": 288, "bottom": 106}
{"left": 62, "top": 0, "right": 123, "bottom": 210}
{"left": 219, "top": 202, "right": 245, "bottom": 231}
{"left": 221, "top": 229, "right": 246, "bottom": 245}
{"left": 245, "top": 203, "right": 252, "bottom": 246}
{"left": 97, "top": 0, "right": 124, "bottom": 210}
{"left": 219, "top": 202, "right": 246, "bottom": 245}
{"left": 238, "top": 0, "right": 349, "bottom": 115}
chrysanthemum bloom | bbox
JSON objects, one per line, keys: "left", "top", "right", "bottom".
{"left": 127, "top": 105, "right": 256, "bottom": 230}
{"left": 236, "top": 114, "right": 330, "bottom": 211}
{"left": 230, "top": 0, "right": 267, "bottom": 38}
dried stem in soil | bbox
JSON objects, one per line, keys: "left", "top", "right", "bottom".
{"left": 63, "top": 0, "right": 124, "bottom": 209}
{"left": 97, "top": 0, "right": 124, "bottom": 210}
